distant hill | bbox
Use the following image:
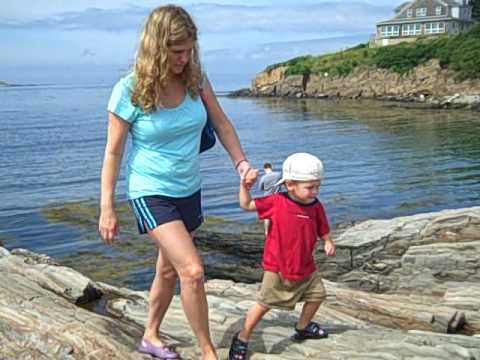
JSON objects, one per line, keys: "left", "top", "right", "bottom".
{"left": 249, "top": 24, "right": 480, "bottom": 109}
{"left": 266, "top": 23, "right": 480, "bottom": 81}
{"left": 0, "top": 80, "right": 9, "bottom": 87}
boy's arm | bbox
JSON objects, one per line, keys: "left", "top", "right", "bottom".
{"left": 239, "top": 179, "right": 257, "bottom": 211}
{"left": 321, "top": 233, "right": 336, "bottom": 257}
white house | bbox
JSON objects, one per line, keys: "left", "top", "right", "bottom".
{"left": 374, "top": 0, "right": 474, "bottom": 47}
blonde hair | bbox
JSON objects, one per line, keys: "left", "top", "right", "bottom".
{"left": 132, "top": 5, "right": 202, "bottom": 112}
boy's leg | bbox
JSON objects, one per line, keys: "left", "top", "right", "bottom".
{"left": 239, "top": 303, "right": 270, "bottom": 341}
{"left": 293, "top": 301, "right": 328, "bottom": 341}
{"left": 297, "top": 301, "right": 321, "bottom": 330}
{"left": 229, "top": 303, "right": 270, "bottom": 360}
{"left": 292, "top": 272, "right": 328, "bottom": 340}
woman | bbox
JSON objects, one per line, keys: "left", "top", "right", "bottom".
{"left": 98, "top": 5, "right": 257, "bottom": 360}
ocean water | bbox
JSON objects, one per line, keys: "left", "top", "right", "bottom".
{"left": 1, "top": 67, "right": 480, "bottom": 260}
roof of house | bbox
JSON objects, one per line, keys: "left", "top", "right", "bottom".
{"left": 394, "top": 2, "right": 412, "bottom": 13}
{"left": 377, "top": 0, "right": 472, "bottom": 26}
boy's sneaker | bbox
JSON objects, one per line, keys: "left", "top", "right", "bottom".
{"left": 291, "top": 321, "right": 328, "bottom": 342}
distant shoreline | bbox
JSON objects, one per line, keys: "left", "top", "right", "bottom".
{"left": 228, "top": 87, "right": 480, "bottom": 111}
{"left": 0, "top": 81, "right": 100, "bottom": 88}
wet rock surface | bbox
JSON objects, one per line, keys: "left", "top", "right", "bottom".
{"left": 40, "top": 202, "right": 267, "bottom": 285}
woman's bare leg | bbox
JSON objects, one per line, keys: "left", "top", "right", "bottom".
{"left": 149, "top": 220, "right": 217, "bottom": 360}
{"left": 143, "top": 245, "right": 178, "bottom": 346}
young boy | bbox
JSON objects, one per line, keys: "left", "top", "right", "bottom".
{"left": 228, "top": 152, "right": 336, "bottom": 360}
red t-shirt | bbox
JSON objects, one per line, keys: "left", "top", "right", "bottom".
{"left": 254, "top": 192, "right": 330, "bottom": 281}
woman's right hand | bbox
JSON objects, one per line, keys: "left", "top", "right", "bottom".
{"left": 99, "top": 208, "right": 119, "bottom": 244}
{"left": 99, "top": 113, "right": 129, "bottom": 245}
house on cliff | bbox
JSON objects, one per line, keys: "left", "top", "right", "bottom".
{"left": 373, "top": 0, "right": 474, "bottom": 47}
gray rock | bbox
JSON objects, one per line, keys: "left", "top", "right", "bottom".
{"left": 252, "top": 60, "right": 480, "bottom": 110}
{"left": 1, "top": 206, "right": 480, "bottom": 359}
{"left": 0, "top": 248, "right": 101, "bottom": 304}
{"left": 332, "top": 207, "right": 480, "bottom": 296}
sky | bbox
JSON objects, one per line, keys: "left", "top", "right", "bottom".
{"left": 0, "top": 0, "right": 405, "bottom": 88}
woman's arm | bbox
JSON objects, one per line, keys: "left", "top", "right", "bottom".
{"left": 99, "top": 112, "right": 130, "bottom": 244}
{"left": 200, "top": 77, "right": 257, "bottom": 183}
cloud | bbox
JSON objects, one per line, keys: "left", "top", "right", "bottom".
{"left": 192, "top": 2, "right": 392, "bottom": 34}
{"left": 204, "top": 33, "right": 370, "bottom": 69}
{"left": 0, "top": 2, "right": 393, "bottom": 35}
{"left": 0, "top": 5, "right": 148, "bottom": 32}
{"left": 0, "top": 1, "right": 398, "bottom": 72}
{"left": 81, "top": 48, "right": 96, "bottom": 57}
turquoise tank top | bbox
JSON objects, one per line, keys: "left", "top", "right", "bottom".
{"left": 107, "top": 74, "right": 207, "bottom": 199}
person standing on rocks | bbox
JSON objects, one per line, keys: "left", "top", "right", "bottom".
{"left": 229, "top": 152, "right": 336, "bottom": 360}
{"left": 258, "top": 162, "right": 282, "bottom": 236}
{"left": 98, "top": 5, "right": 257, "bottom": 360}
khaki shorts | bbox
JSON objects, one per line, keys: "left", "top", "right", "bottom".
{"left": 257, "top": 271, "right": 326, "bottom": 311}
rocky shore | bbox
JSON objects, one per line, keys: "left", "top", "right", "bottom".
{"left": 231, "top": 60, "right": 480, "bottom": 111}
{"left": 1, "top": 206, "right": 480, "bottom": 359}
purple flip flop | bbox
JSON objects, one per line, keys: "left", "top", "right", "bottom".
{"left": 138, "top": 338, "right": 180, "bottom": 359}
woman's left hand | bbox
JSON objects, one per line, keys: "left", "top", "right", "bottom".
{"left": 237, "top": 161, "right": 259, "bottom": 188}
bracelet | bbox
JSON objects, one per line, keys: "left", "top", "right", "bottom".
{"left": 235, "top": 159, "right": 248, "bottom": 170}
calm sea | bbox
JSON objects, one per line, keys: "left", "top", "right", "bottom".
{"left": 1, "top": 66, "right": 480, "bottom": 261}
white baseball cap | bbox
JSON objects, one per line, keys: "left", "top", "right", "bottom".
{"left": 275, "top": 152, "right": 324, "bottom": 186}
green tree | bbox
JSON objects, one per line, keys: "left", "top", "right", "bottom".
{"left": 472, "top": 0, "right": 480, "bottom": 21}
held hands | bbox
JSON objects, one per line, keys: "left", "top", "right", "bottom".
{"left": 324, "top": 238, "right": 336, "bottom": 257}
{"left": 236, "top": 160, "right": 259, "bottom": 189}
{"left": 98, "top": 208, "right": 119, "bottom": 245}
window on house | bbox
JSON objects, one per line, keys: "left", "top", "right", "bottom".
{"left": 468, "top": 8, "right": 472, "bottom": 18}
{"left": 407, "top": 9, "right": 413, "bottom": 17}
{"left": 435, "top": 6, "right": 442, "bottom": 16}
{"left": 425, "top": 22, "right": 445, "bottom": 34}
{"left": 416, "top": 8, "right": 427, "bottom": 17}
{"left": 381, "top": 25, "right": 400, "bottom": 37}
{"left": 402, "top": 23, "right": 422, "bottom": 36}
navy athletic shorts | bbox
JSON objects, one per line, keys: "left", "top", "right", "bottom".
{"left": 128, "top": 190, "right": 203, "bottom": 234}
